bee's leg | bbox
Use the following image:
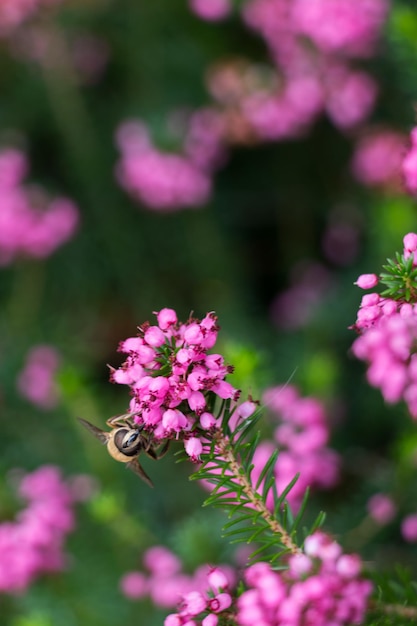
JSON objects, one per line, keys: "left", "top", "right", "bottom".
{"left": 146, "top": 440, "right": 170, "bottom": 460}
{"left": 106, "top": 413, "right": 136, "bottom": 429}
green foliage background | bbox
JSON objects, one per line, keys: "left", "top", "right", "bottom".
{"left": 2, "top": 0, "right": 417, "bottom": 624}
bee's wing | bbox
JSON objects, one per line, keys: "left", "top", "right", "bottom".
{"left": 126, "top": 458, "right": 154, "bottom": 488}
{"left": 78, "top": 417, "right": 109, "bottom": 445}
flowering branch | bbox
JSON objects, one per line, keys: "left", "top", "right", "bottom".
{"left": 106, "top": 308, "right": 375, "bottom": 626}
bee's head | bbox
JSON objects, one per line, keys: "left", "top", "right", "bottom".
{"left": 107, "top": 427, "right": 144, "bottom": 462}
{"left": 113, "top": 428, "right": 143, "bottom": 456}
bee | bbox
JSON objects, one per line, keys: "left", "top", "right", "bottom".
{"left": 78, "top": 414, "right": 168, "bottom": 487}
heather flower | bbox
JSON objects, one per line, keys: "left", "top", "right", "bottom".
{"left": 401, "top": 514, "right": 417, "bottom": 542}
{"left": 189, "top": 0, "right": 232, "bottom": 22}
{"left": 0, "top": 466, "right": 77, "bottom": 593}
{"left": 367, "top": 493, "right": 396, "bottom": 525}
{"left": 351, "top": 128, "right": 407, "bottom": 190}
{"left": 119, "top": 571, "right": 148, "bottom": 599}
{"left": 0, "top": 148, "right": 78, "bottom": 265}
{"left": 200, "top": 384, "right": 339, "bottom": 512}
{"left": 0, "top": 0, "right": 63, "bottom": 36}
{"left": 324, "top": 65, "right": 378, "bottom": 130}
{"left": 112, "top": 310, "right": 240, "bottom": 456}
{"left": 235, "top": 0, "right": 387, "bottom": 144}
{"left": 355, "top": 274, "right": 379, "bottom": 289}
{"left": 402, "top": 127, "right": 417, "bottom": 195}
{"left": 351, "top": 234, "right": 417, "bottom": 417}
{"left": 236, "top": 532, "right": 372, "bottom": 626}
{"left": 291, "top": 0, "right": 389, "bottom": 58}
{"left": 16, "top": 345, "right": 61, "bottom": 410}
{"left": 261, "top": 385, "right": 340, "bottom": 510}
{"left": 115, "top": 119, "right": 218, "bottom": 211}
{"left": 120, "top": 545, "right": 236, "bottom": 615}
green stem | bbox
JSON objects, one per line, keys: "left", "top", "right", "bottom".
{"left": 213, "top": 429, "right": 301, "bottom": 555}
{"left": 7, "top": 259, "right": 45, "bottom": 337}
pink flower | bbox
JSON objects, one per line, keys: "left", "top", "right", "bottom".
{"left": 189, "top": 0, "right": 231, "bottom": 22}
{"left": 185, "top": 437, "right": 203, "bottom": 462}
{"left": 144, "top": 326, "right": 166, "bottom": 347}
{"left": 0, "top": 148, "right": 78, "bottom": 265}
{"left": 0, "top": 0, "right": 64, "bottom": 36}
{"left": 17, "top": 345, "right": 61, "bottom": 410}
{"left": 156, "top": 308, "right": 178, "bottom": 330}
{"left": 401, "top": 514, "right": 417, "bottom": 542}
{"left": 209, "top": 592, "right": 232, "bottom": 612}
{"left": 325, "top": 66, "right": 378, "bottom": 130}
{"left": 367, "top": 493, "right": 397, "bottom": 525}
{"left": 291, "top": 0, "right": 389, "bottom": 57}
{"left": 351, "top": 301, "right": 417, "bottom": 417}
{"left": 115, "top": 120, "right": 213, "bottom": 211}
{"left": 404, "top": 232, "right": 417, "bottom": 259}
{"left": 355, "top": 273, "right": 379, "bottom": 289}
{"left": 202, "top": 615, "right": 218, "bottom": 626}
{"left": 237, "top": 534, "right": 372, "bottom": 626}
{"left": 143, "top": 546, "right": 182, "bottom": 576}
{"left": 351, "top": 128, "right": 407, "bottom": 189}
{"left": 403, "top": 128, "right": 417, "bottom": 194}
{"left": 162, "top": 409, "right": 188, "bottom": 434}
{"left": 120, "top": 571, "right": 148, "bottom": 599}
{"left": 0, "top": 465, "right": 77, "bottom": 594}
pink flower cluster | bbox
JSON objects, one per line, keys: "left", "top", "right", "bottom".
{"left": 0, "top": 465, "right": 76, "bottom": 594}
{"left": 259, "top": 385, "right": 340, "bottom": 511}
{"left": 0, "top": 148, "right": 79, "bottom": 265}
{"left": 115, "top": 117, "right": 224, "bottom": 211}
{"left": 16, "top": 345, "right": 61, "bottom": 410}
{"left": 291, "top": 0, "right": 388, "bottom": 57}
{"left": 112, "top": 309, "right": 240, "bottom": 456}
{"left": 165, "top": 566, "right": 233, "bottom": 626}
{"left": 120, "top": 545, "right": 235, "bottom": 617}
{"left": 351, "top": 234, "right": 417, "bottom": 417}
{"left": 236, "top": 532, "right": 372, "bottom": 626}
{"left": 200, "top": 0, "right": 388, "bottom": 143}
{"left": 119, "top": 0, "right": 389, "bottom": 211}
{"left": 402, "top": 127, "right": 417, "bottom": 195}
{"left": 0, "top": 0, "right": 62, "bottom": 37}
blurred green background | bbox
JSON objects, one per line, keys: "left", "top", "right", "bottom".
{"left": 2, "top": 0, "right": 417, "bottom": 624}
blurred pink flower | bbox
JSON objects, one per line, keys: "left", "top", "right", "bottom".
{"left": 17, "top": 345, "right": 61, "bottom": 410}
{"left": 0, "top": 148, "right": 79, "bottom": 265}
{"left": 0, "top": 0, "right": 63, "bottom": 36}
{"left": 236, "top": 534, "right": 372, "bottom": 626}
{"left": 352, "top": 128, "right": 407, "bottom": 189}
{"left": 401, "top": 514, "right": 417, "bottom": 542}
{"left": 120, "top": 545, "right": 236, "bottom": 610}
{"left": 402, "top": 127, "right": 417, "bottom": 195}
{"left": 0, "top": 465, "right": 76, "bottom": 594}
{"left": 324, "top": 65, "right": 378, "bottom": 130}
{"left": 291, "top": 0, "right": 389, "bottom": 57}
{"left": 115, "top": 120, "right": 213, "bottom": 210}
{"left": 189, "top": 0, "right": 231, "bottom": 21}
{"left": 367, "top": 493, "right": 396, "bottom": 525}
